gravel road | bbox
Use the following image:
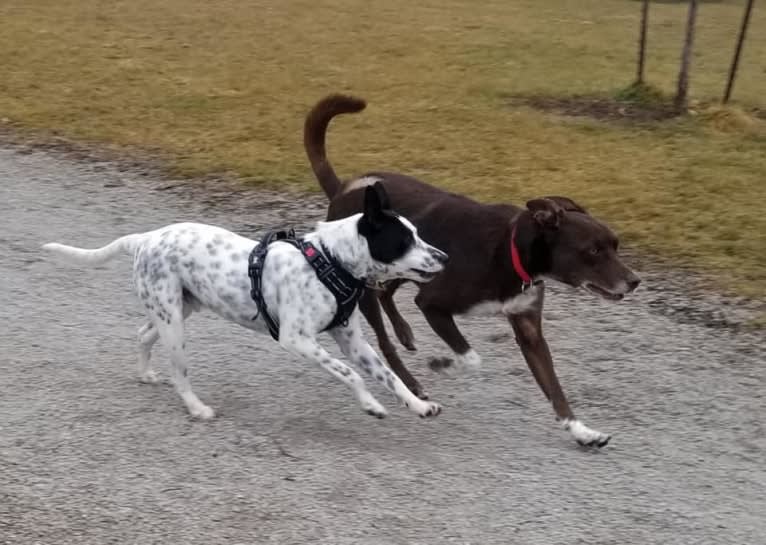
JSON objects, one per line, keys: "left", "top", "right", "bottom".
{"left": 1, "top": 147, "right": 764, "bottom": 545}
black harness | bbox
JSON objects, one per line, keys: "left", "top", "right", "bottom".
{"left": 247, "top": 229, "right": 367, "bottom": 341}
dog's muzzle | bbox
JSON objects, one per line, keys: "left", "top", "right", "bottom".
{"left": 429, "top": 248, "right": 449, "bottom": 265}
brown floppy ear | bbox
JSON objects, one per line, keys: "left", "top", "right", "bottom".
{"left": 526, "top": 198, "right": 565, "bottom": 229}
{"left": 541, "top": 196, "right": 587, "bottom": 214}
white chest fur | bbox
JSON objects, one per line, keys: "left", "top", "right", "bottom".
{"left": 464, "top": 283, "right": 542, "bottom": 317}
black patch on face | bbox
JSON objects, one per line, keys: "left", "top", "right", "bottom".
{"left": 357, "top": 183, "right": 415, "bottom": 263}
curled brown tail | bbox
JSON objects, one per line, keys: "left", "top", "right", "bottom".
{"left": 304, "top": 94, "right": 366, "bottom": 198}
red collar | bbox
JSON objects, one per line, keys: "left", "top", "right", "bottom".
{"left": 510, "top": 224, "right": 532, "bottom": 286}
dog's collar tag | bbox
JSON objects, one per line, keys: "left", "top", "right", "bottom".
{"left": 510, "top": 224, "right": 533, "bottom": 289}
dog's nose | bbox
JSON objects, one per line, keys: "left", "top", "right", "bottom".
{"left": 431, "top": 249, "right": 449, "bottom": 265}
{"left": 627, "top": 277, "right": 641, "bottom": 292}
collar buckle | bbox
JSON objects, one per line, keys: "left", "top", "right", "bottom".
{"left": 521, "top": 281, "right": 532, "bottom": 293}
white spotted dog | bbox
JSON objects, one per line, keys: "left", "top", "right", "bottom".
{"left": 42, "top": 183, "right": 449, "bottom": 421}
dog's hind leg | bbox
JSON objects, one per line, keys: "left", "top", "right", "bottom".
{"left": 358, "top": 290, "right": 429, "bottom": 400}
{"left": 378, "top": 279, "right": 416, "bottom": 352}
{"left": 136, "top": 298, "right": 196, "bottom": 385}
{"left": 137, "top": 269, "right": 212, "bottom": 418}
{"left": 137, "top": 323, "right": 160, "bottom": 384}
{"left": 279, "top": 329, "right": 387, "bottom": 418}
{"left": 152, "top": 309, "right": 215, "bottom": 420}
{"left": 415, "top": 295, "right": 481, "bottom": 373}
{"left": 330, "top": 314, "right": 441, "bottom": 419}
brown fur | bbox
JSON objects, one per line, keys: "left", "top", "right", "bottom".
{"left": 303, "top": 94, "right": 640, "bottom": 445}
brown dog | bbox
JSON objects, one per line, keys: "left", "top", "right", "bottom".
{"left": 304, "top": 94, "right": 640, "bottom": 447}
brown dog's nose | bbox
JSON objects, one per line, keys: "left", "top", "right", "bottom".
{"left": 627, "top": 277, "right": 641, "bottom": 292}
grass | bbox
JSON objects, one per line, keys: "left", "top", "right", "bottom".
{"left": 1, "top": 0, "right": 765, "bottom": 299}
{"left": 614, "top": 81, "right": 668, "bottom": 105}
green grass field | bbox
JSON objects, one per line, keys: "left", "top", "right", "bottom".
{"left": 1, "top": 0, "right": 765, "bottom": 299}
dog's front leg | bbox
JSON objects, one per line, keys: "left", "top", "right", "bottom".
{"left": 278, "top": 327, "right": 387, "bottom": 419}
{"left": 507, "top": 286, "right": 610, "bottom": 448}
{"left": 358, "top": 289, "right": 429, "bottom": 399}
{"left": 330, "top": 313, "right": 441, "bottom": 419}
{"left": 377, "top": 279, "right": 416, "bottom": 351}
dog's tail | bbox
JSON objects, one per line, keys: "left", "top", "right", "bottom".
{"left": 304, "top": 93, "right": 367, "bottom": 199}
{"left": 42, "top": 233, "right": 143, "bottom": 266}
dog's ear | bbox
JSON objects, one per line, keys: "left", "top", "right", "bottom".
{"left": 541, "top": 196, "right": 587, "bottom": 214}
{"left": 363, "top": 184, "right": 386, "bottom": 227}
{"left": 526, "top": 198, "right": 565, "bottom": 229}
{"left": 372, "top": 181, "right": 391, "bottom": 210}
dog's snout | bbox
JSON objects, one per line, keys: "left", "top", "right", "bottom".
{"left": 430, "top": 248, "right": 449, "bottom": 265}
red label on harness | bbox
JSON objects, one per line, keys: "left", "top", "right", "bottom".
{"left": 305, "top": 247, "right": 316, "bottom": 257}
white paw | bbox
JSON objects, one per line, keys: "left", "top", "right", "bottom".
{"left": 139, "top": 370, "right": 160, "bottom": 384}
{"left": 562, "top": 419, "right": 611, "bottom": 448}
{"left": 190, "top": 403, "right": 216, "bottom": 420}
{"left": 359, "top": 392, "right": 387, "bottom": 419}
{"left": 455, "top": 349, "right": 481, "bottom": 372}
{"left": 410, "top": 399, "right": 442, "bottom": 418}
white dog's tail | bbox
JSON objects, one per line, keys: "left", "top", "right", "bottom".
{"left": 42, "top": 233, "right": 143, "bottom": 266}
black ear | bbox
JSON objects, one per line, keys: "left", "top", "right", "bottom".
{"left": 526, "top": 198, "right": 564, "bottom": 229}
{"left": 363, "top": 184, "right": 385, "bottom": 227}
{"left": 372, "top": 181, "right": 391, "bottom": 210}
{"left": 540, "top": 196, "right": 587, "bottom": 214}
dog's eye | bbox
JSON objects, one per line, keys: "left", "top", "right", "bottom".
{"left": 590, "top": 247, "right": 601, "bottom": 256}
{"left": 399, "top": 233, "right": 414, "bottom": 254}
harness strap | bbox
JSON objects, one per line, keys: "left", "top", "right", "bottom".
{"left": 247, "top": 229, "right": 366, "bottom": 342}
{"left": 298, "top": 240, "right": 366, "bottom": 331}
{"left": 248, "top": 229, "right": 295, "bottom": 341}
